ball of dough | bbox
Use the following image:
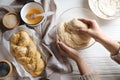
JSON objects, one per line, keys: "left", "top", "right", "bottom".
{"left": 58, "top": 18, "right": 91, "bottom": 50}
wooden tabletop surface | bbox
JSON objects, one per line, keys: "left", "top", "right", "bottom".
{"left": 0, "top": 0, "right": 120, "bottom": 80}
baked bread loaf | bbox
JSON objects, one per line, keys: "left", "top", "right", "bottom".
{"left": 10, "top": 30, "right": 45, "bottom": 77}
{"left": 58, "top": 18, "right": 91, "bottom": 50}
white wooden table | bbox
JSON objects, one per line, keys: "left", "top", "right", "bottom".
{"left": 55, "top": 0, "right": 120, "bottom": 80}
{"left": 0, "top": 0, "right": 120, "bottom": 80}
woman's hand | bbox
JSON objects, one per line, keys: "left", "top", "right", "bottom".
{"left": 77, "top": 18, "right": 104, "bottom": 42}
{"left": 56, "top": 35, "right": 80, "bottom": 61}
{"left": 56, "top": 35, "right": 93, "bottom": 75}
{"left": 78, "top": 18, "right": 120, "bottom": 56}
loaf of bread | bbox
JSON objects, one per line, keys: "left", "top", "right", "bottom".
{"left": 10, "top": 30, "right": 45, "bottom": 77}
{"left": 58, "top": 18, "right": 91, "bottom": 50}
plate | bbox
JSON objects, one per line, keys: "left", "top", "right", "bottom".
{"left": 88, "top": 0, "right": 120, "bottom": 20}
{"left": 56, "top": 7, "right": 97, "bottom": 50}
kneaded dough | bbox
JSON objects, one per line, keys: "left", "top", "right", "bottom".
{"left": 58, "top": 18, "right": 91, "bottom": 49}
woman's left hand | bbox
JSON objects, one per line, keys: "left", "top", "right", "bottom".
{"left": 56, "top": 35, "right": 80, "bottom": 61}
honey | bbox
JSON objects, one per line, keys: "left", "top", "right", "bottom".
{"left": 26, "top": 9, "right": 43, "bottom": 24}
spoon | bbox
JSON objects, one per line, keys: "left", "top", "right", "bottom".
{"left": 26, "top": 11, "right": 54, "bottom": 19}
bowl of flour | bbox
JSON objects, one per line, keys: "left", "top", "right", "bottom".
{"left": 88, "top": 0, "right": 120, "bottom": 20}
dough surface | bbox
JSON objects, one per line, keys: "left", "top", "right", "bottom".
{"left": 58, "top": 18, "right": 91, "bottom": 49}
{"left": 10, "top": 30, "right": 45, "bottom": 77}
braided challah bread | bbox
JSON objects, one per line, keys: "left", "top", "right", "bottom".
{"left": 10, "top": 30, "right": 45, "bottom": 77}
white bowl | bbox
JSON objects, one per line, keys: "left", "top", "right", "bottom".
{"left": 20, "top": 2, "right": 45, "bottom": 27}
{"left": 88, "top": 0, "right": 120, "bottom": 20}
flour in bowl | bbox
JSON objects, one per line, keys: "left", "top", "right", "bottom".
{"left": 98, "top": 0, "right": 120, "bottom": 17}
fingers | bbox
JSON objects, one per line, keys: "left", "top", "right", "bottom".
{"left": 56, "top": 35, "right": 69, "bottom": 57}
{"left": 78, "top": 18, "right": 92, "bottom": 25}
{"left": 58, "top": 41, "right": 68, "bottom": 51}
{"left": 56, "top": 35, "right": 66, "bottom": 51}
{"left": 78, "top": 18, "right": 95, "bottom": 23}
{"left": 56, "top": 35, "right": 61, "bottom": 49}
{"left": 78, "top": 18, "right": 97, "bottom": 27}
{"left": 75, "top": 18, "right": 92, "bottom": 32}
{"left": 56, "top": 35, "right": 79, "bottom": 59}
{"left": 56, "top": 35, "right": 60, "bottom": 43}
{"left": 76, "top": 27, "right": 88, "bottom": 33}
{"left": 56, "top": 35, "right": 69, "bottom": 53}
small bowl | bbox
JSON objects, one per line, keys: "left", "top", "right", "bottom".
{"left": 0, "top": 60, "right": 13, "bottom": 79}
{"left": 2, "top": 12, "right": 20, "bottom": 29}
{"left": 20, "top": 2, "right": 45, "bottom": 27}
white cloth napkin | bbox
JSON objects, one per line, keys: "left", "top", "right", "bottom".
{"left": 33, "top": 0, "right": 73, "bottom": 74}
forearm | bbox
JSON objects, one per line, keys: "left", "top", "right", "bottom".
{"left": 96, "top": 34, "right": 120, "bottom": 55}
{"left": 75, "top": 56, "right": 93, "bottom": 75}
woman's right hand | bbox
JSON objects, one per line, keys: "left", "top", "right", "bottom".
{"left": 78, "top": 18, "right": 105, "bottom": 42}
{"left": 78, "top": 18, "right": 120, "bottom": 56}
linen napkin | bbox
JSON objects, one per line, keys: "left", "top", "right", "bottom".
{"left": 36, "top": 0, "right": 73, "bottom": 73}
{"left": 33, "top": 0, "right": 73, "bottom": 74}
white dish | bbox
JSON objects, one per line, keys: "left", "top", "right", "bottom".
{"left": 88, "top": 0, "right": 120, "bottom": 20}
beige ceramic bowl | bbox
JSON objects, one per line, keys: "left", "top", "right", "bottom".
{"left": 2, "top": 12, "right": 20, "bottom": 29}
{"left": 0, "top": 60, "right": 13, "bottom": 79}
